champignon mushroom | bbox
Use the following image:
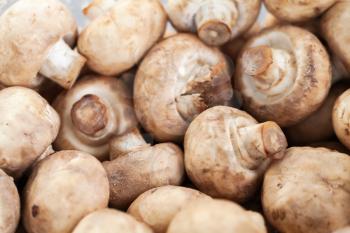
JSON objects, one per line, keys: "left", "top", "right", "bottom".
{"left": 0, "top": 87, "right": 60, "bottom": 178}
{"left": 0, "top": 0, "right": 86, "bottom": 89}
{"left": 235, "top": 25, "right": 331, "bottom": 127}
{"left": 53, "top": 75, "right": 138, "bottom": 161}
{"left": 103, "top": 128, "right": 184, "bottom": 209}
{"left": 134, "top": 33, "right": 234, "bottom": 142}
{"left": 0, "top": 169, "right": 20, "bottom": 233}
{"left": 184, "top": 106, "right": 287, "bottom": 202}
{"left": 78, "top": 0, "right": 166, "bottom": 76}
{"left": 23, "top": 150, "right": 110, "bottom": 233}
{"left": 167, "top": 199, "right": 267, "bottom": 233}
{"left": 332, "top": 88, "right": 350, "bottom": 150}
{"left": 166, "top": 0, "right": 261, "bottom": 46}
{"left": 128, "top": 185, "right": 210, "bottom": 233}
{"left": 262, "top": 147, "right": 350, "bottom": 233}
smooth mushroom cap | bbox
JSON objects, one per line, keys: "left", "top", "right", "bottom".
{"left": 167, "top": 199, "right": 267, "bottom": 233}
{"left": 332, "top": 88, "right": 350, "bottom": 150}
{"left": 0, "top": 169, "right": 20, "bottom": 233}
{"left": 235, "top": 25, "right": 331, "bottom": 127}
{"left": 262, "top": 147, "right": 350, "bottom": 233}
{"left": 0, "top": 87, "right": 60, "bottom": 178}
{"left": 23, "top": 150, "right": 110, "bottom": 233}
{"left": 127, "top": 185, "right": 210, "bottom": 233}
{"left": 78, "top": 0, "right": 166, "bottom": 76}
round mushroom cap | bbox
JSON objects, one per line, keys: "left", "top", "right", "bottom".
{"left": 0, "top": 0, "right": 77, "bottom": 88}
{"left": 167, "top": 199, "right": 267, "bottom": 233}
{"left": 23, "top": 150, "right": 110, "bottom": 233}
{"left": 332, "top": 88, "right": 350, "bottom": 150}
{"left": 0, "top": 87, "right": 60, "bottom": 178}
{"left": 262, "top": 147, "right": 350, "bottom": 233}
{"left": 0, "top": 169, "right": 20, "bottom": 233}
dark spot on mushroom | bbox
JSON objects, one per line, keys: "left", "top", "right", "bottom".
{"left": 277, "top": 183, "right": 283, "bottom": 189}
{"left": 271, "top": 209, "right": 286, "bottom": 221}
{"left": 345, "top": 128, "right": 350, "bottom": 136}
{"left": 150, "top": 188, "right": 158, "bottom": 194}
{"left": 32, "top": 205, "right": 39, "bottom": 218}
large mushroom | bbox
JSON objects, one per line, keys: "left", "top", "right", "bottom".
{"left": 0, "top": 0, "right": 86, "bottom": 89}
{"left": 134, "top": 34, "right": 234, "bottom": 142}
{"left": 235, "top": 25, "right": 331, "bottom": 127}
{"left": 332, "top": 88, "right": 350, "bottom": 150}
{"left": 184, "top": 106, "right": 287, "bottom": 202}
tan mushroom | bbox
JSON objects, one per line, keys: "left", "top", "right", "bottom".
{"left": 184, "top": 106, "right": 287, "bottom": 202}
{"left": 332, "top": 88, "right": 350, "bottom": 150}
{"left": 53, "top": 75, "right": 137, "bottom": 161}
{"left": 166, "top": 0, "right": 261, "bottom": 46}
{"left": 167, "top": 199, "right": 267, "bottom": 233}
{"left": 104, "top": 128, "right": 184, "bottom": 209}
{"left": 23, "top": 150, "right": 110, "bottom": 233}
{"left": 134, "top": 34, "right": 234, "bottom": 142}
{"left": 78, "top": 0, "right": 166, "bottom": 76}
{"left": 0, "top": 0, "right": 86, "bottom": 89}
{"left": 235, "top": 25, "right": 331, "bottom": 127}
{"left": 262, "top": 147, "right": 350, "bottom": 233}
{"left": 128, "top": 185, "right": 210, "bottom": 233}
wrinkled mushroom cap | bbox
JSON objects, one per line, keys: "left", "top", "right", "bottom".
{"left": 332, "top": 88, "right": 350, "bottom": 150}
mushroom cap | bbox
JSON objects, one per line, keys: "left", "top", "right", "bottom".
{"left": 23, "top": 150, "right": 109, "bottom": 233}
{"left": 235, "top": 25, "right": 331, "bottom": 127}
{"left": 127, "top": 185, "right": 210, "bottom": 233}
{"left": 0, "top": 0, "right": 77, "bottom": 88}
{"left": 332, "top": 88, "right": 350, "bottom": 150}
{"left": 72, "top": 208, "right": 152, "bottom": 233}
{"left": 78, "top": 0, "right": 166, "bottom": 76}
{"left": 0, "top": 87, "right": 60, "bottom": 178}
{"left": 262, "top": 147, "right": 350, "bottom": 233}
{"left": 53, "top": 75, "right": 138, "bottom": 161}
{"left": 0, "top": 169, "right": 20, "bottom": 233}
{"left": 134, "top": 33, "right": 233, "bottom": 142}
{"left": 167, "top": 199, "right": 267, "bottom": 233}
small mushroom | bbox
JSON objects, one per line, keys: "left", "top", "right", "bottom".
{"left": 78, "top": 0, "right": 166, "bottom": 76}
{"left": 104, "top": 128, "right": 184, "bottom": 209}
{"left": 23, "top": 150, "right": 110, "bottom": 233}
{"left": 167, "top": 199, "right": 267, "bottom": 233}
{"left": 134, "top": 34, "right": 234, "bottom": 142}
{"left": 0, "top": 169, "right": 20, "bottom": 233}
{"left": 128, "top": 185, "right": 210, "bottom": 233}
{"left": 184, "top": 106, "right": 287, "bottom": 202}
{"left": 0, "top": 87, "right": 60, "bottom": 178}
{"left": 0, "top": 0, "right": 86, "bottom": 89}
{"left": 53, "top": 75, "right": 138, "bottom": 160}
{"left": 332, "top": 88, "right": 350, "bottom": 150}
{"left": 235, "top": 25, "right": 331, "bottom": 127}
{"left": 166, "top": 0, "right": 261, "bottom": 46}
{"left": 262, "top": 147, "right": 350, "bottom": 233}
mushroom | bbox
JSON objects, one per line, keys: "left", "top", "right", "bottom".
{"left": 262, "top": 147, "right": 350, "bottom": 233}
{"left": 184, "top": 106, "right": 287, "bottom": 202}
{"left": 72, "top": 208, "right": 152, "bottom": 233}
{"left": 0, "top": 169, "right": 20, "bottom": 233}
{"left": 332, "top": 88, "right": 350, "bottom": 150}
{"left": 128, "top": 185, "right": 210, "bottom": 233}
{"left": 23, "top": 150, "right": 110, "bottom": 233}
{"left": 78, "top": 0, "right": 166, "bottom": 76}
{"left": 53, "top": 75, "right": 138, "bottom": 161}
{"left": 103, "top": 128, "right": 184, "bottom": 209}
{"left": 134, "top": 34, "right": 234, "bottom": 142}
{"left": 166, "top": 0, "right": 261, "bottom": 46}
{"left": 235, "top": 25, "right": 332, "bottom": 127}
{"left": 167, "top": 199, "right": 267, "bottom": 233}
{"left": 0, "top": 87, "right": 60, "bottom": 178}
{"left": 0, "top": 0, "right": 86, "bottom": 89}
{"left": 264, "top": 0, "right": 337, "bottom": 23}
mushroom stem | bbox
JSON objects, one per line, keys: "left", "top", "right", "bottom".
{"left": 195, "top": 0, "right": 238, "bottom": 46}
{"left": 83, "top": 0, "right": 116, "bottom": 20}
{"left": 39, "top": 39, "right": 86, "bottom": 89}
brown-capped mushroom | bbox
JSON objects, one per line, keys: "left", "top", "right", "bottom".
{"left": 262, "top": 147, "right": 350, "bottom": 233}
{"left": 23, "top": 150, "right": 110, "bottom": 233}
{"left": 128, "top": 185, "right": 210, "bottom": 233}
{"left": 235, "top": 25, "right": 331, "bottom": 127}
{"left": 0, "top": 0, "right": 86, "bottom": 89}
{"left": 0, "top": 87, "right": 60, "bottom": 178}
{"left": 104, "top": 128, "right": 184, "bottom": 209}
{"left": 184, "top": 106, "right": 287, "bottom": 202}
{"left": 134, "top": 34, "right": 234, "bottom": 142}
{"left": 166, "top": 0, "right": 261, "bottom": 46}
{"left": 53, "top": 75, "right": 137, "bottom": 160}
{"left": 332, "top": 88, "right": 350, "bottom": 150}
{"left": 78, "top": 0, "right": 166, "bottom": 76}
